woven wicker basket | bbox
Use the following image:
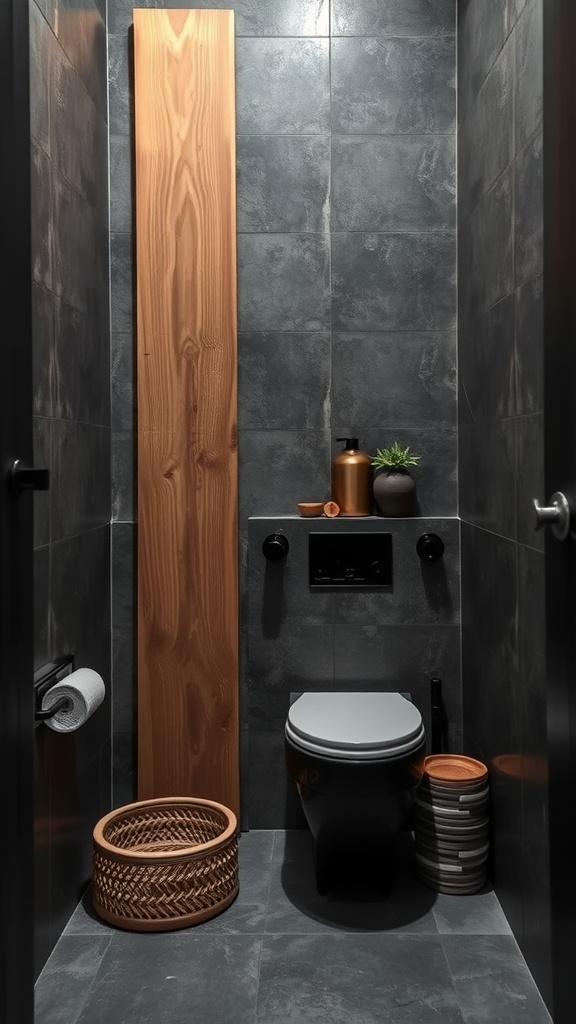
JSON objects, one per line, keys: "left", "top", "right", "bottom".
{"left": 92, "top": 797, "right": 238, "bottom": 931}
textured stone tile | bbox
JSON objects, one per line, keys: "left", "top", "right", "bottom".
{"left": 74, "top": 933, "right": 261, "bottom": 1024}
{"left": 54, "top": 297, "right": 111, "bottom": 426}
{"left": 332, "top": 0, "right": 455, "bottom": 37}
{"left": 29, "top": 0, "right": 51, "bottom": 153}
{"left": 110, "top": 232, "right": 133, "bottom": 334}
{"left": 236, "top": 38, "right": 329, "bottom": 135}
{"left": 112, "top": 522, "right": 136, "bottom": 631}
{"left": 239, "top": 429, "right": 331, "bottom": 521}
{"left": 108, "top": 0, "right": 329, "bottom": 36}
{"left": 35, "top": 935, "right": 112, "bottom": 1024}
{"left": 515, "top": 413, "right": 544, "bottom": 550}
{"left": 32, "top": 282, "right": 55, "bottom": 417}
{"left": 458, "top": 35, "right": 513, "bottom": 225}
{"left": 458, "top": 292, "right": 516, "bottom": 423}
{"left": 457, "top": 0, "right": 508, "bottom": 125}
{"left": 514, "top": 133, "right": 543, "bottom": 288}
{"left": 107, "top": 33, "right": 131, "bottom": 136}
{"left": 55, "top": 0, "right": 107, "bottom": 114}
{"left": 515, "top": 0, "right": 542, "bottom": 152}
{"left": 238, "top": 234, "right": 330, "bottom": 331}
{"left": 111, "top": 332, "right": 134, "bottom": 432}
{"left": 515, "top": 274, "right": 543, "bottom": 416}
{"left": 331, "top": 332, "right": 456, "bottom": 427}
{"left": 248, "top": 517, "right": 334, "bottom": 626}
{"left": 331, "top": 37, "right": 455, "bottom": 135}
{"left": 31, "top": 141, "right": 53, "bottom": 292}
{"left": 112, "top": 626, "right": 136, "bottom": 808}
{"left": 441, "top": 934, "right": 552, "bottom": 1023}
{"left": 112, "top": 429, "right": 135, "bottom": 521}
{"left": 50, "top": 421, "right": 111, "bottom": 541}
{"left": 258, "top": 932, "right": 463, "bottom": 1023}
{"left": 433, "top": 891, "right": 512, "bottom": 934}
{"left": 458, "top": 168, "right": 513, "bottom": 324}
{"left": 332, "top": 135, "right": 455, "bottom": 232}
{"left": 34, "top": 545, "right": 51, "bottom": 673}
{"left": 33, "top": 416, "right": 51, "bottom": 548}
{"left": 459, "top": 420, "right": 516, "bottom": 538}
{"left": 109, "top": 134, "right": 133, "bottom": 233}
{"left": 237, "top": 135, "right": 330, "bottom": 233}
{"left": 238, "top": 333, "right": 330, "bottom": 430}
{"left": 332, "top": 233, "right": 456, "bottom": 333}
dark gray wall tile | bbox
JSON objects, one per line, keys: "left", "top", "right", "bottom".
{"left": 54, "top": 297, "right": 111, "bottom": 426}
{"left": 248, "top": 519, "right": 335, "bottom": 627}
{"left": 459, "top": 420, "right": 516, "bottom": 538}
{"left": 112, "top": 430, "right": 135, "bottom": 522}
{"left": 236, "top": 38, "right": 329, "bottom": 135}
{"left": 458, "top": 36, "right": 513, "bottom": 225}
{"left": 514, "top": 134, "right": 543, "bottom": 287}
{"left": 108, "top": 0, "right": 330, "bottom": 36}
{"left": 515, "top": 414, "right": 544, "bottom": 550}
{"left": 34, "top": 546, "right": 51, "bottom": 673}
{"left": 238, "top": 234, "right": 330, "bottom": 331}
{"left": 331, "top": 135, "right": 455, "bottom": 232}
{"left": 237, "top": 135, "right": 330, "bottom": 233}
{"left": 33, "top": 283, "right": 55, "bottom": 417}
{"left": 332, "top": 0, "right": 455, "bottom": 37}
{"left": 52, "top": 169, "right": 95, "bottom": 313}
{"left": 55, "top": 0, "right": 107, "bottom": 113}
{"left": 51, "top": 421, "right": 111, "bottom": 541}
{"left": 112, "top": 522, "right": 136, "bottom": 631}
{"left": 458, "top": 293, "right": 516, "bottom": 424}
{"left": 457, "top": 0, "right": 508, "bottom": 125}
{"left": 332, "top": 332, "right": 456, "bottom": 428}
{"left": 51, "top": 42, "right": 108, "bottom": 219}
{"left": 111, "top": 333, "right": 134, "bottom": 432}
{"left": 34, "top": 416, "right": 52, "bottom": 548}
{"left": 331, "top": 37, "right": 455, "bottom": 135}
{"left": 458, "top": 169, "right": 513, "bottom": 326}
{"left": 332, "top": 232, "right": 456, "bottom": 332}
{"left": 249, "top": 624, "right": 334, "bottom": 730}
{"left": 108, "top": 33, "right": 131, "bottom": 135}
{"left": 112, "top": 628, "right": 136, "bottom": 807}
{"left": 515, "top": 0, "right": 542, "bottom": 152}
{"left": 516, "top": 275, "right": 543, "bottom": 416}
{"left": 110, "top": 232, "right": 134, "bottom": 333}
{"left": 109, "top": 134, "right": 133, "bottom": 233}
{"left": 238, "top": 333, "right": 330, "bottom": 429}
{"left": 239, "top": 429, "right": 331, "bottom": 521}
{"left": 31, "top": 142, "right": 53, "bottom": 292}
{"left": 29, "top": 0, "right": 51, "bottom": 153}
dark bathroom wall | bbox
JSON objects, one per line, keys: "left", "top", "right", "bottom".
{"left": 29, "top": 0, "right": 111, "bottom": 977}
{"left": 107, "top": 0, "right": 458, "bottom": 814}
{"left": 457, "top": 0, "right": 550, "bottom": 1006}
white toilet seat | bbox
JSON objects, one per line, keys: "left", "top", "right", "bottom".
{"left": 285, "top": 691, "right": 425, "bottom": 761}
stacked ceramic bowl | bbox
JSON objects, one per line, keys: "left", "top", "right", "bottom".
{"left": 414, "top": 755, "right": 489, "bottom": 895}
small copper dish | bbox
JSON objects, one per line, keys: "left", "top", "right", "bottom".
{"left": 297, "top": 502, "right": 324, "bottom": 518}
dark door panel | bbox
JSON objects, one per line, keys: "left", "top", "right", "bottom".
{"left": 0, "top": 0, "right": 34, "bottom": 1021}
{"left": 543, "top": 4, "right": 576, "bottom": 1021}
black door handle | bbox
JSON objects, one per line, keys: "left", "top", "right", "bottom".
{"left": 9, "top": 459, "right": 50, "bottom": 494}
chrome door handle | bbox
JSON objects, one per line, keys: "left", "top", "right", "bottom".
{"left": 533, "top": 492, "right": 571, "bottom": 541}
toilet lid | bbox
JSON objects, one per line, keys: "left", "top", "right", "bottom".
{"left": 285, "top": 692, "right": 425, "bottom": 761}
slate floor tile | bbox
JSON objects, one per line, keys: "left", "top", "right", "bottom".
{"left": 257, "top": 932, "right": 464, "bottom": 1024}
{"left": 433, "top": 890, "right": 512, "bottom": 935}
{"left": 265, "top": 830, "right": 439, "bottom": 934}
{"left": 441, "top": 934, "right": 552, "bottom": 1024}
{"left": 35, "top": 935, "right": 112, "bottom": 1024}
{"left": 75, "top": 932, "right": 262, "bottom": 1024}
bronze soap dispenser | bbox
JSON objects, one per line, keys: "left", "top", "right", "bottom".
{"left": 331, "top": 437, "right": 372, "bottom": 516}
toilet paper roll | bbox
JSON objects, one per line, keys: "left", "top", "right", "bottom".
{"left": 42, "top": 668, "right": 105, "bottom": 733}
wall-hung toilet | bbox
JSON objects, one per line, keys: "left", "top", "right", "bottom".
{"left": 285, "top": 691, "right": 426, "bottom": 893}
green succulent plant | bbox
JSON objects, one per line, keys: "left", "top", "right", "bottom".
{"left": 371, "top": 441, "right": 421, "bottom": 471}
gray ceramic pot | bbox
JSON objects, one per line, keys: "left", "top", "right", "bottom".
{"left": 373, "top": 469, "right": 416, "bottom": 516}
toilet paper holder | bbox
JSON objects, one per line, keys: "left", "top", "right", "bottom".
{"left": 34, "top": 655, "right": 75, "bottom": 722}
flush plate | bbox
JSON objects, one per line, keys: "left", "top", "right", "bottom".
{"left": 309, "top": 532, "right": 392, "bottom": 588}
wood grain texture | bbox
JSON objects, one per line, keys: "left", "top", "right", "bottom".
{"left": 134, "top": 10, "right": 239, "bottom": 815}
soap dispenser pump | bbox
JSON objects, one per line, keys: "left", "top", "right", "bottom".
{"left": 331, "top": 438, "right": 372, "bottom": 517}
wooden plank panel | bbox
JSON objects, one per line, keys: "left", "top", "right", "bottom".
{"left": 134, "top": 10, "right": 239, "bottom": 815}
